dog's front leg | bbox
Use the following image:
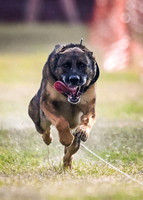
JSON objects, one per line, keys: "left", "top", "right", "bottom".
{"left": 41, "top": 101, "right": 74, "bottom": 146}
{"left": 74, "top": 103, "right": 96, "bottom": 142}
{"left": 63, "top": 136, "right": 80, "bottom": 169}
{"left": 63, "top": 103, "right": 96, "bottom": 169}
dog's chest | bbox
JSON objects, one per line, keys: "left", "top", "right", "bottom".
{"left": 52, "top": 100, "right": 82, "bottom": 129}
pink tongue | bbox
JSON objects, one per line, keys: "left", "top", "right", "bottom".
{"left": 54, "top": 81, "right": 77, "bottom": 95}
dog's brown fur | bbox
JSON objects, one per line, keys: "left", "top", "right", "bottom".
{"left": 28, "top": 43, "right": 99, "bottom": 168}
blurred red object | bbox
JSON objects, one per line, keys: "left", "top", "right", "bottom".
{"left": 90, "top": 0, "right": 143, "bottom": 71}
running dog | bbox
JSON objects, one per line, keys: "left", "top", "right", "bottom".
{"left": 28, "top": 41, "right": 100, "bottom": 168}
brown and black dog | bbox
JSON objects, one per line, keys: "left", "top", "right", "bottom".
{"left": 28, "top": 43, "right": 99, "bottom": 168}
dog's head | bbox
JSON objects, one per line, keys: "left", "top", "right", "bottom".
{"left": 45, "top": 43, "right": 99, "bottom": 104}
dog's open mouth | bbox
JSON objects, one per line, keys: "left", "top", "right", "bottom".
{"left": 54, "top": 81, "right": 82, "bottom": 104}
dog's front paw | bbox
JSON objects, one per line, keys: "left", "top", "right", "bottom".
{"left": 42, "top": 132, "right": 52, "bottom": 145}
{"left": 73, "top": 126, "right": 89, "bottom": 142}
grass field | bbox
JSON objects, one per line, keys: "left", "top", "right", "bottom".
{"left": 0, "top": 24, "right": 143, "bottom": 200}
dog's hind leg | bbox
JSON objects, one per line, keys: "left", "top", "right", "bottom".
{"left": 28, "top": 94, "right": 53, "bottom": 145}
{"left": 63, "top": 136, "right": 80, "bottom": 169}
{"left": 28, "top": 94, "right": 44, "bottom": 133}
{"left": 42, "top": 126, "right": 52, "bottom": 145}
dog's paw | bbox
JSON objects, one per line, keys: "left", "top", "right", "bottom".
{"left": 42, "top": 133, "right": 52, "bottom": 145}
{"left": 73, "top": 126, "right": 89, "bottom": 142}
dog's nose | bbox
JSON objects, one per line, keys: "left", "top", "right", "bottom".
{"left": 69, "top": 75, "right": 80, "bottom": 85}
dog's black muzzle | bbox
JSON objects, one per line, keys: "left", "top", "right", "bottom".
{"left": 63, "top": 74, "right": 87, "bottom": 88}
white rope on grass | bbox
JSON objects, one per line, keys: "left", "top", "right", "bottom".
{"left": 81, "top": 143, "right": 143, "bottom": 187}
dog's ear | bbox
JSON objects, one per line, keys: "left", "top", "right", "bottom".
{"left": 83, "top": 62, "right": 100, "bottom": 92}
{"left": 81, "top": 47, "right": 93, "bottom": 59}
{"left": 85, "top": 50, "right": 100, "bottom": 82}
{"left": 48, "top": 44, "right": 63, "bottom": 68}
{"left": 90, "top": 62, "right": 100, "bottom": 85}
{"left": 42, "top": 44, "right": 63, "bottom": 79}
{"left": 83, "top": 48, "right": 100, "bottom": 84}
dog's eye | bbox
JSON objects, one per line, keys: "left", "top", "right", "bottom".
{"left": 62, "top": 62, "right": 71, "bottom": 69}
{"left": 77, "top": 62, "right": 86, "bottom": 70}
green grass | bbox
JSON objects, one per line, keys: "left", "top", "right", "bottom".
{"left": 0, "top": 24, "right": 143, "bottom": 200}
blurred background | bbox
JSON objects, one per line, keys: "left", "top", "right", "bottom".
{"left": 0, "top": 0, "right": 143, "bottom": 128}
{"left": 0, "top": 0, "right": 143, "bottom": 70}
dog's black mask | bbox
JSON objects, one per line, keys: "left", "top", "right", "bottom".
{"left": 57, "top": 48, "right": 90, "bottom": 87}
{"left": 46, "top": 44, "right": 100, "bottom": 104}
